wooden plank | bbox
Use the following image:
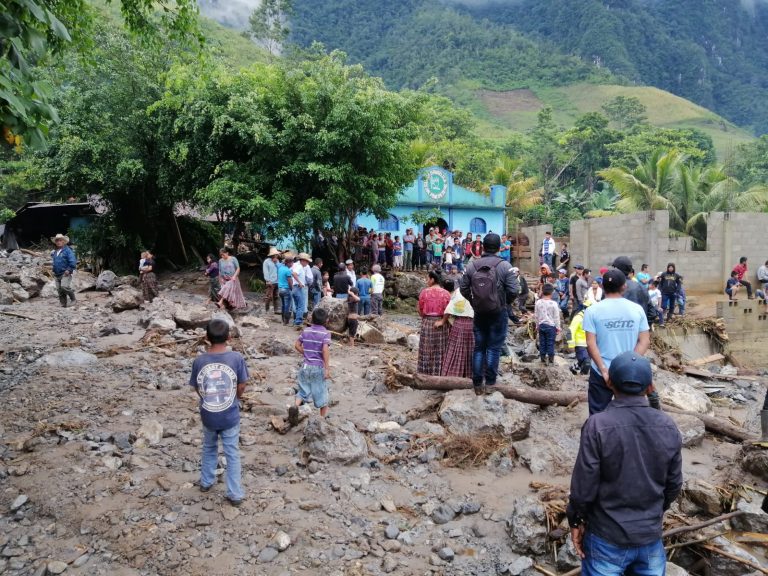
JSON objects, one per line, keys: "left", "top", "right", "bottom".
{"left": 689, "top": 353, "right": 725, "bottom": 367}
{"left": 682, "top": 366, "right": 759, "bottom": 382}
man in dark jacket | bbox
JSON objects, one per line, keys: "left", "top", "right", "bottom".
{"left": 460, "top": 233, "right": 519, "bottom": 396}
{"left": 51, "top": 233, "right": 77, "bottom": 307}
{"left": 658, "top": 263, "right": 682, "bottom": 322}
{"left": 612, "top": 256, "right": 658, "bottom": 326}
{"left": 567, "top": 351, "right": 683, "bottom": 575}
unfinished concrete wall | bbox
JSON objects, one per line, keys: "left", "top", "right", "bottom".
{"left": 552, "top": 210, "right": 768, "bottom": 293}
{"left": 717, "top": 299, "right": 768, "bottom": 368}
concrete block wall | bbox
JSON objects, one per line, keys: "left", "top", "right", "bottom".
{"left": 527, "top": 210, "right": 768, "bottom": 294}
{"left": 717, "top": 299, "right": 768, "bottom": 368}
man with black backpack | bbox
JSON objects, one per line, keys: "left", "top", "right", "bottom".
{"left": 460, "top": 233, "right": 520, "bottom": 396}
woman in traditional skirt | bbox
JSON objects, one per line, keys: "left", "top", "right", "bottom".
{"left": 139, "top": 249, "right": 159, "bottom": 303}
{"left": 217, "top": 247, "right": 247, "bottom": 310}
{"left": 417, "top": 271, "right": 451, "bottom": 375}
{"left": 437, "top": 279, "right": 475, "bottom": 378}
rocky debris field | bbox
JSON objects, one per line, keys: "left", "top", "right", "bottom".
{"left": 0, "top": 251, "right": 767, "bottom": 576}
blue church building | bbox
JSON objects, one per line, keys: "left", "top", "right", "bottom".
{"left": 356, "top": 166, "right": 507, "bottom": 236}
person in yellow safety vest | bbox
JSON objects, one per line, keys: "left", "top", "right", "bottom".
{"left": 568, "top": 300, "right": 592, "bottom": 375}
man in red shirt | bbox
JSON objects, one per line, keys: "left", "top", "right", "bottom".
{"left": 733, "top": 256, "right": 755, "bottom": 299}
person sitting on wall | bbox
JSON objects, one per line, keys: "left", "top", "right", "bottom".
{"left": 732, "top": 256, "right": 755, "bottom": 300}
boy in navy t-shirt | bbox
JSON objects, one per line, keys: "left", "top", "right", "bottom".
{"left": 189, "top": 319, "right": 249, "bottom": 506}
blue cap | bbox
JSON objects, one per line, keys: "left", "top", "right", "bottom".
{"left": 608, "top": 351, "right": 652, "bottom": 395}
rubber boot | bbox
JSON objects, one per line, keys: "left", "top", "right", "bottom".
{"left": 761, "top": 410, "right": 768, "bottom": 443}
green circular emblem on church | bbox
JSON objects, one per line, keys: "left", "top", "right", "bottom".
{"left": 424, "top": 169, "right": 448, "bottom": 201}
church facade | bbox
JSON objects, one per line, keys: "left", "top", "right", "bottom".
{"left": 356, "top": 166, "right": 507, "bottom": 236}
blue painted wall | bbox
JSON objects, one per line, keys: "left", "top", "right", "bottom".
{"left": 356, "top": 166, "right": 507, "bottom": 236}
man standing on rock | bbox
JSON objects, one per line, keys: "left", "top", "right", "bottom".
{"left": 51, "top": 233, "right": 77, "bottom": 308}
{"left": 541, "top": 231, "right": 556, "bottom": 268}
{"left": 460, "top": 233, "right": 519, "bottom": 395}
{"left": 262, "top": 248, "right": 279, "bottom": 314}
{"left": 567, "top": 351, "right": 682, "bottom": 576}
{"left": 370, "top": 264, "right": 385, "bottom": 316}
{"left": 584, "top": 270, "right": 650, "bottom": 414}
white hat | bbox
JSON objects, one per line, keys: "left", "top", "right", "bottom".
{"left": 345, "top": 259, "right": 353, "bottom": 265}
{"left": 267, "top": 247, "right": 280, "bottom": 257}
{"left": 298, "top": 252, "right": 311, "bottom": 262}
{"left": 52, "top": 233, "right": 69, "bottom": 243}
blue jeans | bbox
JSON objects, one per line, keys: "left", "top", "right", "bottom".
{"left": 582, "top": 531, "right": 666, "bottom": 576}
{"left": 538, "top": 324, "right": 556, "bottom": 359}
{"left": 200, "top": 423, "right": 243, "bottom": 502}
{"left": 359, "top": 296, "right": 371, "bottom": 316}
{"left": 588, "top": 368, "right": 614, "bottom": 415}
{"left": 472, "top": 310, "right": 509, "bottom": 387}
{"left": 297, "top": 364, "right": 329, "bottom": 408}
{"left": 661, "top": 293, "right": 676, "bottom": 319}
{"left": 310, "top": 288, "right": 321, "bottom": 308}
{"left": 543, "top": 253, "right": 553, "bottom": 268}
{"left": 292, "top": 285, "right": 306, "bottom": 325}
{"left": 279, "top": 288, "right": 292, "bottom": 318}
{"left": 559, "top": 293, "right": 570, "bottom": 312}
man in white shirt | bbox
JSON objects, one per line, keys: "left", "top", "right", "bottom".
{"left": 345, "top": 259, "right": 357, "bottom": 285}
{"left": 291, "top": 253, "right": 312, "bottom": 326}
{"left": 541, "top": 231, "right": 556, "bottom": 268}
{"left": 371, "top": 264, "right": 386, "bottom": 316}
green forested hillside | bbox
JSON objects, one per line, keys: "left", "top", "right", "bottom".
{"left": 290, "top": 0, "right": 768, "bottom": 136}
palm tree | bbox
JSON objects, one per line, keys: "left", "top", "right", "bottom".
{"left": 674, "top": 164, "right": 732, "bottom": 247}
{"left": 585, "top": 185, "right": 619, "bottom": 218}
{"left": 493, "top": 156, "right": 543, "bottom": 227}
{"left": 597, "top": 149, "right": 683, "bottom": 220}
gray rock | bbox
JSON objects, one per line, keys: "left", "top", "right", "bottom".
{"left": 0, "top": 281, "right": 13, "bottom": 304}
{"left": 257, "top": 547, "right": 279, "bottom": 563}
{"left": 95, "top": 270, "right": 117, "bottom": 292}
{"left": 741, "top": 449, "right": 768, "bottom": 482}
{"left": 556, "top": 535, "right": 582, "bottom": 571}
{"left": 394, "top": 273, "right": 426, "bottom": 298}
{"left": 462, "top": 502, "right": 481, "bottom": 515}
{"left": 382, "top": 556, "right": 398, "bottom": 573}
{"left": 301, "top": 417, "right": 367, "bottom": 465}
{"left": 46, "top": 560, "right": 68, "bottom": 574}
{"left": 115, "top": 275, "right": 140, "bottom": 288}
{"left": 656, "top": 375, "right": 713, "bottom": 415}
{"left": 438, "top": 390, "right": 530, "bottom": 440}
{"left": 211, "top": 310, "right": 240, "bottom": 337}
{"left": 665, "top": 563, "right": 689, "bottom": 576}
{"left": 72, "top": 554, "right": 90, "bottom": 568}
{"left": 72, "top": 271, "right": 97, "bottom": 293}
{"left": 10, "top": 495, "right": 28, "bottom": 511}
{"left": 384, "top": 525, "right": 399, "bottom": 540}
{"left": 136, "top": 420, "right": 163, "bottom": 447}
{"left": 10, "top": 284, "right": 29, "bottom": 302}
{"left": 259, "top": 338, "right": 293, "bottom": 357}
{"left": 173, "top": 304, "right": 211, "bottom": 330}
{"left": 272, "top": 531, "right": 291, "bottom": 552}
{"left": 240, "top": 315, "right": 269, "bottom": 329}
{"left": 112, "top": 287, "right": 143, "bottom": 312}
{"left": 316, "top": 297, "right": 347, "bottom": 333}
{"left": 38, "top": 350, "right": 98, "bottom": 367}
{"left": 19, "top": 267, "right": 48, "bottom": 297}
{"left": 730, "top": 497, "right": 768, "bottom": 534}
{"left": 40, "top": 280, "right": 58, "bottom": 298}
{"left": 407, "top": 334, "right": 420, "bottom": 351}
{"left": 513, "top": 438, "right": 569, "bottom": 475}
{"left": 437, "top": 547, "right": 454, "bottom": 562}
{"left": 148, "top": 317, "right": 176, "bottom": 333}
{"left": 709, "top": 536, "right": 761, "bottom": 576}
{"left": 680, "top": 478, "right": 721, "bottom": 516}
{"left": 669, "top": 413, "right": 706, "bottom": 448}
{"left": 358, "top": 322, "right": 384, "bottom": 344}
{"left": 506, "top": 496, "right": 548, "bottom": 555}
{"left": 507, "top": 556, "right": 534, "bottom": 575}
{"left": 112, "top": 432, "right": 132, "bottom": 452}
{"left": 431, "top": 504, "right": 457, "bottom": 525}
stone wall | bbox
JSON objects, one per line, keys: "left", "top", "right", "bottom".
{"left": 522, "top": 211, "right": 768, "bottom": 293}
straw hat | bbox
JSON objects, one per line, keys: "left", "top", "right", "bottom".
{"left": 298, "top": 252, "right": 311, "bottom": 262}
{"left": 267, "top": 247, "right": 280, "bottom": 257}
{"left": 52, "top": 233, "right": 69, "bottom": 243}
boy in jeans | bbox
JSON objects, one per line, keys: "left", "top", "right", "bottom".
{"left": 189, "top": 319, "right": 249, "bottom": 506}
{"left": 535, "top": 283, "right": 561, "bottom": 364}
{"left": 290, "top": 308, "right": 332, "bottom": 424}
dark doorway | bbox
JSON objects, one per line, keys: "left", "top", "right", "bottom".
{"left": 423, "top": 218, "right": 448, "bottom": 237}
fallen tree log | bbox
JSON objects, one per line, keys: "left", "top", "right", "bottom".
{"left": 392, "top": 370, "right": 586, "bottom": 407}
{"left": 664, "top": 406, "right": 758, "bottom": 443}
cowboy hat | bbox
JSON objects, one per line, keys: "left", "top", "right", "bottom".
{"left": 298, "top": 252, "right": 311, "bottom": 262}
{"left": 267, "top": 247, "right": 280, "bottom": 257}
{"left": 52, "top": 233, "right": 69, "bottom": 243}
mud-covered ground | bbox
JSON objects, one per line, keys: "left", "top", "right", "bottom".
{"left": 0, "top": 269, "right": 765, "bottom": 576}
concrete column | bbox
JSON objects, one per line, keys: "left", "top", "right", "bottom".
{"left": 722, "top": 216, "right": 732, "bottom": 283}
{"left": 647, "top": 211, "right": 658, "bottom": 276}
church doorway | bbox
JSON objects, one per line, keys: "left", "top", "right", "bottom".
{"left": 423, "top": 218, "right": 448, "bottom": 237}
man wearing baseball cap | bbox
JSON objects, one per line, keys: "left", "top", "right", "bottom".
{"left": 567, "top": 351, "right": 682, "bottom": 575}
{"left": 583, "top": 269, "right": 650, "bottom": 414}
{"left": 611, "top": 256, "right": 658, "bottom": 326}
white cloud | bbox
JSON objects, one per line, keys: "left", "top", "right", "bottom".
{"left": 198, "top": 0, "right": 261, "bottom": 29}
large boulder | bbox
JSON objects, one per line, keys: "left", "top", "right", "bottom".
{"left": 741, "top": 449, "right": 768, "bottom": 482}
{"left": 680, "top": 478, "right": 722, "bottom": 516}
{"left": 72, "top": 271, "right": 97, "bottom": 293}
{"left": 212, "top": 310, "right": 240, "bottom": 337}
{"left": 40, "top": 280, "right": 58, "bottom": 298}
{"left": 10, "top": 284, "right": 30, "bottom": 302}
{"left": 173, "top": 304, "right": 212, "bottom": 330}
{"left": 656, "top": 376, "right": 713, "bottom": 415}
{"left": 116, "top": 275, "right": 140, "bottom": 288}
{"left": 38, "top": 349, "right": 99, "bottom": 367}
{"left": 19, "top": 266, "right": 48, "bottom": 297}
{"left": 668, "top": 412, "right": 706, "bottom": 448}
{"left": 438, "top": 390, "right": 530, "bottom": 440}
{"left": 730, "top": 496, "right": 768, "bottom": 534}
{"left": 112, "top": 287, "right": 143, "bottom": 312}
{"left": 301, "top": 417, "right": 368, "bottom": 465}
{"left": 0, "top": 264, "right": 20, "bottom": 284}
{"left": 96, "top": 270, "right": 117, "bottom": 292}
{"left": 505, "top": 496, "right": 548, "bottom": 555}
{"left": 139, "top": 297, "right": 176, "bottom": 327}
{"left": 709, "top": 536, "right": 762, "bottom": 576}
{"left": 393, "top": 273, "right": 426, "bottom": 299}
{"left": 512, "top": 438, "right": 570, "bottom": 475}
{"left": 0, "top": 281, "right": 13, "bottom": 304}
{"left": 358, "top": 322, "right": 384, "bottom": 344}
{"left": 316, "top": 297, "right": 347, "bottom": 333}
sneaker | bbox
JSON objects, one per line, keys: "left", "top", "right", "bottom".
{"left": 287, "top": 406, "right": 299, "bottom": 427}
{"left": 199, "top": 483, "right": 212, "bottom": 493}
{"left": 569, "top": 363, "right": 579, "bottom": 375}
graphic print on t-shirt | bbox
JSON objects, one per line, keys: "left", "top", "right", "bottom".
{"left": 196, "top": 363, "right": 238, "bottom": 413}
